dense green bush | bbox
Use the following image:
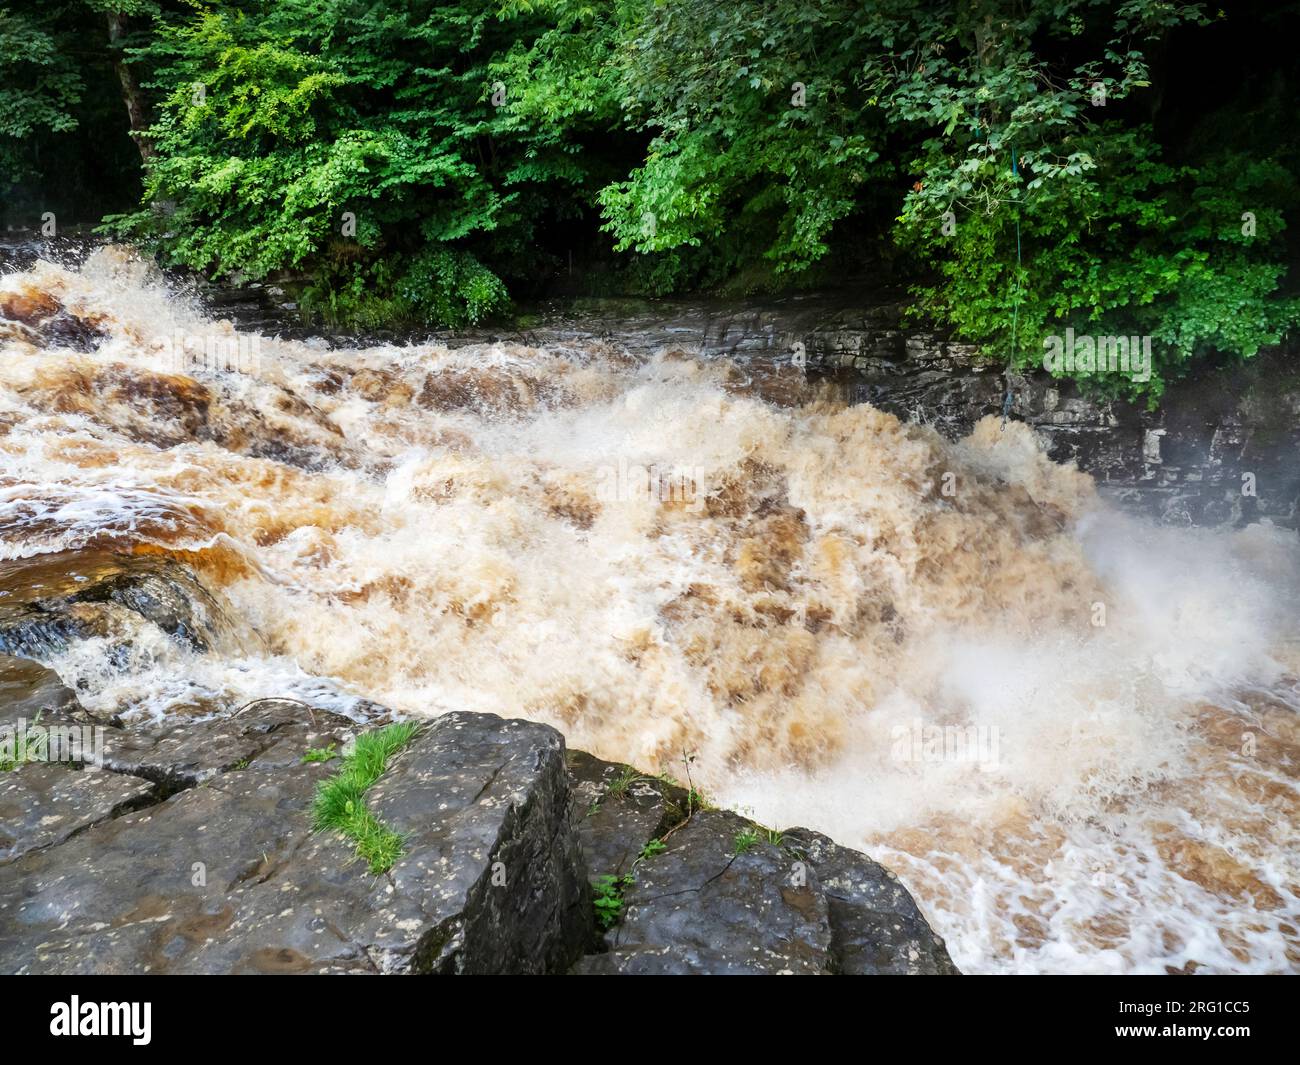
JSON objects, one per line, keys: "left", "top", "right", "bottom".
{"left": 0, "top": 6, "right": 82, "bottom": 157}
{"left": 299, "top": 248, "right": 510, "bottom": 330}
{"left": 0, "top": 2, "right": 149, "bottom": 222}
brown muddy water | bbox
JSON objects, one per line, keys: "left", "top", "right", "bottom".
{"left": 2, "top": 247, "right": 1297, "bottom": 973}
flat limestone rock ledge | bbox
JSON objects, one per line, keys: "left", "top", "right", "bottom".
{"left": 0, "top": 656, "right": 957, "bottom": 975}
{"left": 0, "top": 679, "right": 592, "bottom": 973}
{"left": 0, "top": 656, "right": 160, "bottom": 863}
{"left": 97, "top": 698, "right": 362, "bottom": 793}
{"left": 0, "top": 763, "right": 156, "bottom": 864}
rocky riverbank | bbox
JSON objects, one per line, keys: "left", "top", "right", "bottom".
{"left": 0, "top": 653, "right": 957, "bottom": 975}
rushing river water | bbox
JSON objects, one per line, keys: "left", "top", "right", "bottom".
{"left": 2, "top": 247, "right": 1298, "bottom": 973}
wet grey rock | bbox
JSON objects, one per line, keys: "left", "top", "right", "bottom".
{"left": 576, "top": 809, "right": 833, "bottom": 975}
{"left": 783, "top": 828, "right": 960, "bottom": 974}
{"left": 99, "top": 699, "right": 358, "bottom": 793}
{"left": 0, "top": 655, "right": 91, "bottom": 732}
{"left": 0, "top": 655, "right": 156, "bottom": 864}
{"left": 172, "top": 768, "right": 433, "bottom": 975}
{"left": 143, "top": 710, "right": 590, "bottom": 974}
{"left": 567, "top": 750, "right": 688, "bottom": 884}
{"left": 362, "top": 712, "right": 592, "bottom": 973}
{"left": 0, "top": 764, "right": 156, "bottom": 863}
{"left": 0, "top": 764, "right": 331, "bottom": 974}
{"left": 0, "top": 661, "right": 949, "bottom": 976}
{"left": 567, "top": 754, "right": 957, "bottom": 975}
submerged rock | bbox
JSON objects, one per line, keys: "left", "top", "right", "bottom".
{"left": 0, "top": 285, "right": 107, "bottom": 352}
{"left": 0, "top": 552, "right": 245, "bottom": 665}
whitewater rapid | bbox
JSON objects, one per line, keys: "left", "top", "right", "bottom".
{"left": 2, "top": 247, "right": 1297, "bottom": 973}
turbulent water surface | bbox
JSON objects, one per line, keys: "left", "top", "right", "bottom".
{"left": 2, "top": 248, "right": 1298, "bottom": 973}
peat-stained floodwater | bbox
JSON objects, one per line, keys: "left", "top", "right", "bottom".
{"left": 2, "top": 247, "right": 1298, "bottom": 972}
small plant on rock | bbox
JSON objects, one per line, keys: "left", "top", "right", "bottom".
{"left": 733, "top": 828, "right": 761, "bottom": 856}
{"left": 639, "top": 838, "right": 667, "bottom": 861}
{"left": 0, "top": 709, "right": 46, "bottom": 771}
{"left": 593, "top": 873, "right": 633, "bottom": 930}
{"left": 606, "top": 765, "right": 643, "bottom": 798}
{"left": 302, "top": 743, "right": 338, "bottom": 764}
{"left": 593, "top": 836, "right": 669, "bottom": 930}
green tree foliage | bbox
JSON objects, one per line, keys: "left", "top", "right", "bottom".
{"left": 861, "top": 0, "right": 1298, "bottom": 397}
{"left": 4, "top": 0, "right": 1286, "bottom": 387}
{"left": 104, "top": 0, "right": 594, "bottom": 327}
{"left": 0, "top": 6, "right": 84, "bottom": 152}
{"left": 590, "top": 0, "right": 888, "bottom": 292}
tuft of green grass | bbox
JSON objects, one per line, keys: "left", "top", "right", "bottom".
{"left": 688, "top": 787, "right": 715, "bottom": 813}
{"left": 311, "top": 722, "right": 419, "bottom": 874}
{"left": 733, "top": 828, "right": 761, "bottom": 856}
{"left": 0, "top": 709, "right": 46, "bottom": 772}
{"left": 606, "top": 765, "right": 643, "bottom": 798}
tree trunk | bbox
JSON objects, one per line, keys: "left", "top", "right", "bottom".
{"left": 106, "top": 11, "right": 154, "bottom": 163}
